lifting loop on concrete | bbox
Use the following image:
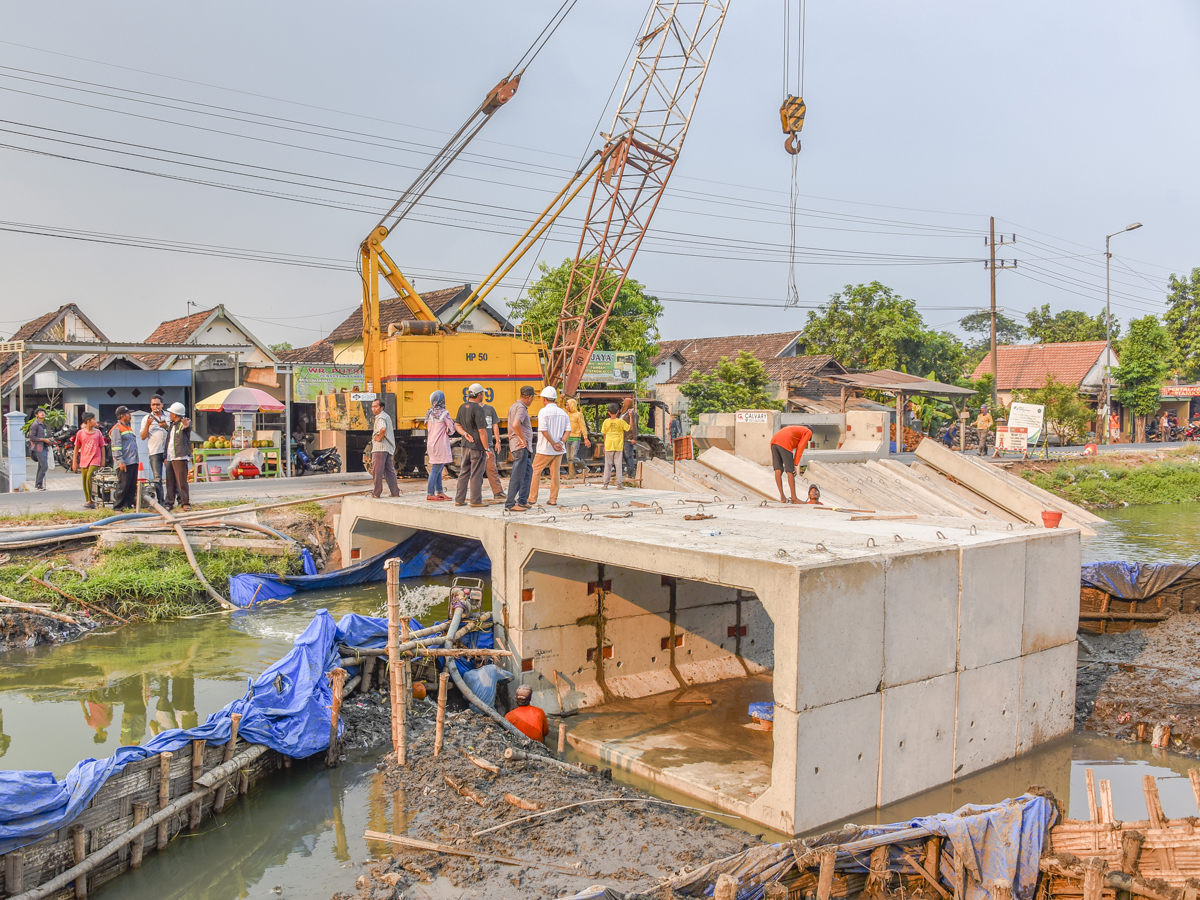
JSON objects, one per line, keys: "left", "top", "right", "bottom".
{"left": 866, "top": 537, "right": 876, "bottom": 548}
{"left": 654, "top": 507, "right": 663, "bottom": 515}
{"left": 581, "top": 504, "right": 590, "bottom": 511}
{"left": 969, "top": 525, "right": 977, "bottom": 535}
{"left": 759, "top": 500, "right": 769, "bottom": 507}
{"left": 583, "top": 513, "right": 593, "bottom": 521}
{"left": 776, "top": 549, "right": 789, "bottom": 557}
{"left": 893, "top": 534, "right": 904, "bottom": 543}
{"left": 543, "top": 516, "right": 556, "bottom": 523}
{"left": 727, "top": 504, "right": 736, "bottom": 509}
{"left": 741, "top": 495, "right": 749, "bottom": 501}
{"left": 612, "top": 501, "right": 620, "bottom": 509}
{"left": 936, "top": 531, "right": 947, "bottom": 540}
{"left": 535, "top": 506, "right": 546, "bottom": 514}
{"left": 696, "top": 504, "right": 706, "bottom": 515}
{"left": 1006, "top": 523, "right": 1014, "bottom": 530}
{"left": 812, "top": 542, "right": 827, "bottom": 553}
{"left": 651, "top": 501, "right": 662, "bottom": 510}
{"left": 713, "top": 495, "right": 721, "bottom": 502}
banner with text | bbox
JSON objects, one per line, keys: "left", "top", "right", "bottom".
{"left": 1007, "top": 402, "right": 1044, "bottom": 446}
{"left": 582, "top": 351, "right": 637, "bottom": 384}
{"left": 293, "top": 365, "right": 365, "bottom": 403}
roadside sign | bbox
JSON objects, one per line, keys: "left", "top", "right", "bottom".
{"left": 735, "top": 411, "right": 772, "bottom": 423}
{"left": 1007, "top": 402, "right": 1044, "bottom": 445}
{"left": 582, "top": 351, "right": 636, "bottom": 384}
{"left": 996, "top": 426, "right": 1028, "bottom": 451}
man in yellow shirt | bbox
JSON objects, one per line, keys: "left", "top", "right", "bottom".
{"left": 600, "top": 402, "right": 629, "bottom": 489}
{"left": 974, "top": 405, "right": 994, "bottom": 457}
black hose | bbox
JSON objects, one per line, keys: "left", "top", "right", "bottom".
{"left": 443, "top": 606, "right": 535, "bottom": 746}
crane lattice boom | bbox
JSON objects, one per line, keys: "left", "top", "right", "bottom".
{"left": 545, "top": 0, "right": 729, "bottom": 395}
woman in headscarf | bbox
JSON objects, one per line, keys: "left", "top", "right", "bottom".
{"left": 425, "top": 391, "right": 455, "bottom": 501}
{"left": 565, "top": 398, "right": 591, "bottom": 477}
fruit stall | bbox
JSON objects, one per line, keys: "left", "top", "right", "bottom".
{"left": 194, "top": 387, "right": 286, "bottom": 481}
{"left": 193, "top": 435, "right": 281, "bottom": 482}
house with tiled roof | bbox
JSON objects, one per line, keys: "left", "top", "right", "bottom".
{"left": 972, "top": 341, "right": 1117, "bottom": 407}
{"left": 648, "top": 331, "right": 846, "bottom": 417}
{"left": 325, "top": 284, "right": 512, "bottom": 366}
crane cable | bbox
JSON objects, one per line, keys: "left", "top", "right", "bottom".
{"left": 783, "top": 0, "right": 806, "bottom": 307}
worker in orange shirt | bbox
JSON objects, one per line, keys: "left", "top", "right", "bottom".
{"left": 770, "top": 425, "right": 813, "bottom": 504}
{"left": 505, "top": 684, "right": 549, "bottom": 743}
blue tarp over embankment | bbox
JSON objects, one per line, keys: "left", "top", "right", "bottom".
{"left": 1082, "top": 560, "right": 1200, "bottom": 601}
{"left": 229, "top": 532, "right": 489, "bottom": 607}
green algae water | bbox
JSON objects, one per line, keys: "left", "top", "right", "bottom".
{"left": 1084, "top": 502, "right": 1200, "bottom": 563}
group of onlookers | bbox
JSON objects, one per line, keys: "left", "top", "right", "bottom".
{"left": 367, "top": 385, "right": 648, "bottom": 510}
{"left": 24, "top": 399, "right": 196, "bottom": 510}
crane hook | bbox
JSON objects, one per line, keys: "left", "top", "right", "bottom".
{"left": 780, "top": 95, "right": 806, "bottom": 155}
{"left": 784, "top": 133, "right": 802, "bottom": 154}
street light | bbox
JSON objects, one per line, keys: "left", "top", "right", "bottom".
{"left": 1103, "top": 222, "right": 1144, "bottom": 443}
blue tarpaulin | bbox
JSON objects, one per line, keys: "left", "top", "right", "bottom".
{"left": 229, "top": 532, "right": 489, "bottom": 607}
{"left": 1081, "top": 560, "right": 1200, "bottom": 601}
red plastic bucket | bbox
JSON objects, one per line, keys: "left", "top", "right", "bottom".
{"left": 1041, "top": 510, "right": 1064, "bottom": 528}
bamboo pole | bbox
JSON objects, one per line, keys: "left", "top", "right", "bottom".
{"left": 434, "top": 672, "right": 448, "bottom": 757}
{"left": 385, "top": 559, "right": 404, "bottom": 765}
{"left": 156, "top": 751, "right": 172, "bottom": 850}
{"left": 10, "top": 746, "right": 268, "bottom": 900}
{"left": 5, "top": 850, "right": 24, "bottom": 895}
{"left": 400, "top": 616, "right": 411, "bottom": 716}
{"left": 363, "top": 831, "right": 579, "bottom": 875}
{"left": 0, "top": 595, "right": 84, "bottom": 626}
{"left": 557, "top": 722, "right": 566, "bottom": 755}
{"left": 189, "top": 740, "right": 204, "bottom": 829}
{"left": 337, "top": 612, "right": 493, "bottom": 656}
{"left": 361, "top": 655, "right": 375, "bottom": 693}
{"left": 71, "top": 826, "right": 86, "bottom": 900}
{"left": 26, "top": 576, "right": 129, "bottom": 625}
{"left": 129, "top": 803, "right": 147, "bottom": 868}
{"left": 214, "top": 713, "right": 241, "bottom": 812}
{"left": 816, "top": 849, "right": 837, "bottom": 900}
{"left": 327, "top": 668, "right": 346, "bottom": 767}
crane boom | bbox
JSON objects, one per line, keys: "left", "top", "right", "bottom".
{"left": 545, "top": 0, "right": 729, "bottom": 395}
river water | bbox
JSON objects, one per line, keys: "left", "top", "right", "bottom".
{"left": 0, "top": 507, "right": 1194, "bottom": 899}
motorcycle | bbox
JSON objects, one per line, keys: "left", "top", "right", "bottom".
{"left": 50, "top": 424, "right": 79, "bottom": 469}
{"left": 1186, "top": 422, "right": 1200, "bottom": 442}
{"left": 291, "top": 434, "right": 341, "bottom": 475}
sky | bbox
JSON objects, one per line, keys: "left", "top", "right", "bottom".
{"left": 0, "top": 1, "right": 1197, "bottom": 350}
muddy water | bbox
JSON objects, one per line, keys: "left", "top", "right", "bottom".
{"left": 1085, "top": 502, "right": 1200, "bottom": 563}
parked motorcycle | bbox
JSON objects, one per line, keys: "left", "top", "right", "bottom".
{"left": 50, "top": 424, "right": 78, "bottom": 469}
{"left": 291, "top": 434, "right": 341, "bottom": 475}
{"left": 1186, "top": 422, "right": 1200, "bottom": 442}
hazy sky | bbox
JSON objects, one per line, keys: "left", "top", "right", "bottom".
{"left": 1, "top": 1, "right": 1197, "bottom": 349}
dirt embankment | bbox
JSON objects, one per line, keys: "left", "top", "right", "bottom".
{"left": 333, "top": 692, "right": 756, "bottom": 900}
{"left": 1079, "top": 614, "right": 1200, "bottom": 755}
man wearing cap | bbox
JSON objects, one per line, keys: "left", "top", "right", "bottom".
{"left": 108, "top": 407, "right": 139, "bottom": 511}
{"left": 163, "top": 402, "right": 193, "bottom": 511}
{"left": 505, "top": 684, "right": 549, "bottom": 743}
{"left": 454, "top": 384, "right": 492, "bottom": 508}
{"left": 505, "top": 386, "right": 536, "bottom": 512}
{"left": 528, "top": 386, "right": 570, "bottom": 506}
{"left": 974, "top": 405, "right": 994, "bottom": 457}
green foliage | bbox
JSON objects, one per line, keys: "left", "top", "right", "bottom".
{"left": 802, "top": 282, "right": 966, "bottom": 384}
{"left": 1025, "top": 304, "right": 1117, "bottom": 343}
{"left": 1012, "top": 376, "right": 1094, "bottom": 446}
{"left": 1164, "top": 267, "right": 1200, "bottom": 380}
{"left": 959, "top": 310, "right": 1027, "bottom": 347}
{"left": 1022, "top": 453, "right": 1200, "bottom": 508}
{"left": 507, "top": 258, "right": 664, "bottom": 382}
{"left": 678, "top": 351, "right": 784, "bottom": 415}
{"left": 1113, "top": 315, "right": 1172, "bottom": 417}
{"left": 269, "top": 341, "right": 293, "bottom": 354}
{"left": 0, "top": 545, "right": 304, "bottom": 621}
{"left": 20, "top": 404, "right": 65, "bottom": 435}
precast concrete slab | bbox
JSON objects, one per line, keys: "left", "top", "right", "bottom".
{"left": 337, "top": 484, "right": 1080, "bottom": 836}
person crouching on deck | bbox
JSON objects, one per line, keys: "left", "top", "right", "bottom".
{"left": 770, "top": 424, "right": 812, "bottom": 504}
{"left": 505, "top": 684, "right": 549, "bottom": 743}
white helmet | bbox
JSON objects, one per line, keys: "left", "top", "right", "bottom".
{"left": 539, "top": 386, "right": 557, "bottom": 400}
{"left": 467, "top": 383, "right": 484, "bottom": 396}
{"left": 167, "top": 402, "right": 187, "bottom": 416}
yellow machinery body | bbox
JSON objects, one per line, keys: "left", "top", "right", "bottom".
{"left": 379, "top": 328, "right": 546, "bottom": 429}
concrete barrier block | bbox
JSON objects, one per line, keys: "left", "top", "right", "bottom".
{"left": 959, "top": 541, "right": 1026, "bottom": 670}
{"left": 884, "top": 549, "right": 958, "bottom": 686}
{"left": 879, "top": 673, "right": 956, "bottom": 805}
{"left": 1017, "top": 642, "right": 1076, "bottom": 752}
{"left": 795, "top": 560, "right": 885, "bottom": 710}
{"left": 955, "top": 657, "right": 1020, "bottom": 777}
{"left": 606, "top": 567, "right": 671, "bottom": 618}
{"left": 1023, "top": 532, "right": 1081, "bottom": 654}
{"left": 520, "top": 554, "right": 597, "bottom": 630}
{"left": 793, "top": 693, "right": 882, "bottom": 832}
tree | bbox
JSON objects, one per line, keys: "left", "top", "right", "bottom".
{"left": 507, "top": 258, "right": 664, "bottom": 383}
{"left": 958, "top": 310, "right": 1026, "bottom": 346}
{"left": 269, "top": 341, "right": 293, "bottom": 354}
{"left": 678, "top": 351, "right": 783, "bottom": 415}
{"left": 1012, "top": 376, "right": 1094, "bottom": 446}
{"left": 802, "top": 282, "right": 966, "bottom": 384}
{"left": 1164, "top": 267, "right": 1200, "bottom": 380}
{"left": 1113, "top": 315, "right": 1171, "bottom": 442}
{"left": 1025, "top": 304, "right": 1117, "bottom": 344}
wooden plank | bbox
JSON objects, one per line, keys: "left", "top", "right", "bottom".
{"left": 1101, "top": 779, "right": 1116, "bottom": 826}
{"left": 1190, "top": 769, "right": 1200, "bottom": 815}
{"left": 817, "top": 848, "right": 838, "bottom": 900}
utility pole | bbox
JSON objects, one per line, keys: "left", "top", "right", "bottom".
{"left": 984, "top": 217, "right": 1017, "bottom": 407}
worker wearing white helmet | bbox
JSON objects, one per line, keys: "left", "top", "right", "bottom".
{"left": 528, "top": 384, "right": 570, "bottom": 506}
{"left": 453, "top": 383, "right": 492, "bottom": 507}
{"left": 164, "top": 402, "right": 193, "bottom": 511}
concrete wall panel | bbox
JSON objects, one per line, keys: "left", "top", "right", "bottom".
{"left": 960, "top": 542, "right": 1026, "bottom": 670}
{"left": 741, "top": 597, "right": 776, "bottom": 672}
{"left": 883, "top": 549, "right": 958, "bottom": 686}
{"left": 793, "top": 693, "right": 882, "bottom": 832}
{"left": 514, "top": 623, "right": 605, "bottom": 712}
{"left": 606, "top": 567, "right": 672, "bottom": 618}
{"left": 605, "top": 614, "right": 684, "bottom": 699}
{"left": 1017, "top": 642, "right": 1076, "bottom": 752}
{"left": 520, "top": 554, "right": 598, "bottom": 630}
{"left": 675, "top": 580, "right": 739, "bottom": 611}
{"left": 955, "top": 657, "right": 1020, "bottom": 777}
{"left": 1023, "top": 533, "right": 1081, "bottom": 655}
{"left": 795, "top": 560, "right": 885, "bottom": 710}
{"left": 879, "top": 674, "right": 956, "bottom": 805}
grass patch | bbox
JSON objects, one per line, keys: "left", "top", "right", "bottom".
{"left": 1021, "top": 451, "right": 1200, "bottom": 508}
{"left": 293, "top": 501, "right": 326, "bottom": 523}
{"left": 0, "top": 545, "right": 304, "bottom": 622}
{"left": 0, "top": 509, "right": 112, "bottom": 528}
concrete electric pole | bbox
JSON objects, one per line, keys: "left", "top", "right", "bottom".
{"left": 984, "top": 217, "right": 1017, "bottom": 407}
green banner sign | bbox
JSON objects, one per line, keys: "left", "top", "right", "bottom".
{"left": 292, "top": 365, "right": 365, "bottom": 403}
{"left": 582, "top": 351, "right": 636, "bottom": 384}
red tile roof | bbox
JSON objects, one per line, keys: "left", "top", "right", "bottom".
{"left": 277, "top": 341, "right": 335, "bottom": 364}
{"left": 1, "top": 303, "right": 106, "bottom": 378}
{"left": 144, "top": 309, "right": 215, "bottom": 345}
{"left": 972, "top": 341, "right": 1110, "bottom": 390}
{"left": 326, "top": 286, "right": 473, "bottom": 342}
{"left": 656, "top": 331, "right": 804, "bottom": 384}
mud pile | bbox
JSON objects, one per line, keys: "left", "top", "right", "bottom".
{"left": 332, "top": 694, "right": 756, "bottom": 900}
{"left": 0, "top": 610, "right": 91, "bottom": 651}
{"left": 1081, "top": 614, "right": 1200, "bottom": 755}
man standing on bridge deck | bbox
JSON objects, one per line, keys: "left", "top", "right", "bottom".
{"left": 505, "top": 684, "right": 549, "bottom": 743}
{"left": 454, "top": 384, "right": 491, "bottom": 508}
{"left": 770, "top": 424, "right": 812, "bottom": 504}
{"left": 528, "top": 386, "right": 569, "bottom": 507}
{"left": 505, "top": 386, "right": 536, "bottom": 512}
{"left": 370, "top": 397, "right": 399, "bottom": 499}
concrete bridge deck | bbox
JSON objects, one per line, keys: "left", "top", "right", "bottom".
{"left": 337, "top": 486, "right": 1079, "bottom": 835}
